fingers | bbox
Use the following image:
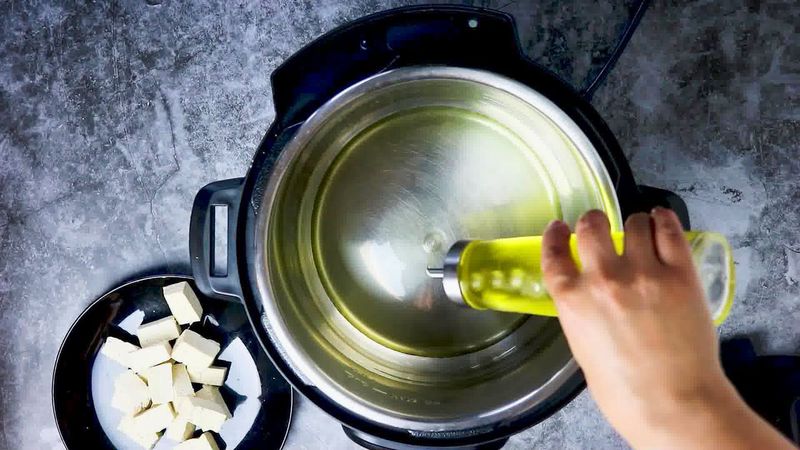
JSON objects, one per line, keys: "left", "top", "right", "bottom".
{"left": 541, "top": 219, "right": 580, "bottom": 295}
{"left": 651, "top": 207, "right": 692, "bottom": 267}
{"left": 575, "top": 210, "right": 620, "bottom": 273}
{"left": 623, "top": 213, "right": 658, "bottom": 266}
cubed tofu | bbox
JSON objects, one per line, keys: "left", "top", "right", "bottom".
{"left": 132, "top": 402, "right": 176, "bottom": 434}
{"left": 196, "top": 432, "right": 220, "bottom": 450}
{"left": 195, "top": 385, "right": 231, "bottom": 418}
{"left": 184, "top": 396, "right": 228, "bottom": 432}
{"left": 173, "top": 438, "right": 196, "bottom": 450}
{"left": 194, "top": 432, "right": 220, "bottom": 450}
{"left": 111, "top": 370, "right": 151, "bottom": 415}
{"left": 100, "top": 337, "right": 139, "bottom": 367}
{"left": 118, "top": 414, "right": 160, "bottom": 450}
{"left": 137, "top": 316, "right": 181, "bottom": 347}
{"left": 174, "top": 432, "right": 220, "bottom": 450}
{"left": 171, "top": 330, "right": 220, "bottom": 368}
{"left": 186, "top": 365, "right": 227, "bottom": 386}
{"left": 163, "top": 282, "right": 203, "bottom": 325}
{"left": 165, "top": 415, "right": 196, "bottom": 442}
{"left": 174, "top": 396, "right": 194, "bottom": 417}
{"left": 143, "top": 362, "right": 173, "bottom": 404}
{"left": 127, "top": 341, "right": 172, "bottom": 372}
{"left": 172, "top": 364, "right": 195, "bottom": 397}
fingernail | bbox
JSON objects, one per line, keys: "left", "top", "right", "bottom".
{"left": 546, "top": 219, "right": 568, "bottom": 232}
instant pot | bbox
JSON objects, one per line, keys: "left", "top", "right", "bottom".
{"left": 189, "top": 5, "right": 688, "bottom": 449}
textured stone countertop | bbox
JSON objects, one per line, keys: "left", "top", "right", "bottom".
{"left": 1, "top": 1, "right": 798, "bottom": 449}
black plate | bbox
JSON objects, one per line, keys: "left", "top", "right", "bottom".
{"left": 52, "top": 275, "right": 293, "bottom": 450}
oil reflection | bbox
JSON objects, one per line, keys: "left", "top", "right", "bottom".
{"left": 358, "top": 240, "right": 407, "bottom": 300}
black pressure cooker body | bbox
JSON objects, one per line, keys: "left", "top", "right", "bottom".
{"left": 190, "top": 5, "right": 686, "bottom": 449}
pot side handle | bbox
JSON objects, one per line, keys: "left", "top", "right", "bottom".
{"left": 637, "top": 184, "right": 691, "bottom": 230}
{"left": 189, "top": 178, "right": 245, "bottom": 302}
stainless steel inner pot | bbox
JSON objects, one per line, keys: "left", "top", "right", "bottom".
{"left": 254, "top": 66, "right": 622, "bottom": 431}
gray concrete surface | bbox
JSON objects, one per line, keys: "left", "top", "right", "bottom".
{"left": 1, "top": 0, "right": 798, "bottom": 449}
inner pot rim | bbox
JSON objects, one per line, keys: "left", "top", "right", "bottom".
{"left": 253, "top": 66, "right": 623, "bottom": 431}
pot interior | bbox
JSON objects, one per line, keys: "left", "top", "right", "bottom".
{"left": 259, "top": 67, "right": 621, "bottom": 430}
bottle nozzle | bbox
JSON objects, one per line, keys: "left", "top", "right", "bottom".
{"left": 426, "top": 267, "right": 444, "bottom": 278}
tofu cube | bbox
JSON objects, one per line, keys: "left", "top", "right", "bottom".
{"left": 165, "top": 415, "right": 196, "bottom": 442}
{"left": 174, "top": 395, "right": 194, "bottom": 417}
{"left": 173, "top": 439, "right": 196, "bottom": 450}
{"left": 174, "top": 432, "right": 220, "bottom": 450}
{"left": 132, "top": 402, "right": 176, "bottom": 434}
{"left": 143, "top": 362, "right": 173, "bottom": 404}
{"left": 111, "top": 371, "right": 151, "bottom": 415}
{"left": 171, "top": 330, "right": 220, "bottom": 368}
{"left": 163, "top": 282, "right": 203, "bottom": 325}
{"left": 196, "top": 432, "right": 220, "bottom": 450}
{"left": 127, "top": 341, "right": 172, "bottom": 372}
{"left": 184, "top": 396, "right": 229, "bottom": 432}
{"left": 195, "top": 385, "right": 231, "bottom": 418}
{"left": 172, "top": 364, "right": 195, "bottom": 398}
{"left": 137, "top": 316, "right": 181, "bottom": 347}
{"left": 118, "top": 414, "right": 160, "bottom": 450}
{"left": 186, "top": 365, "right": 227, "bottom": 386}
{"left": 100, "top": 337, "right": 139, "bottom": 367}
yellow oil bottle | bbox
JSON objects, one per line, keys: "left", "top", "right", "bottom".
{"left": 431, "top": 231, "right": 734, "bottom": 326}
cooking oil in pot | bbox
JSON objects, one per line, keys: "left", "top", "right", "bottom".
{"left": 311, "top": 106, "right": 560, "bottom": 357}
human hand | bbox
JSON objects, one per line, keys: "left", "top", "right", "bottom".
{"left": 541, "top": 208, "right": 794, "bottom": 450}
